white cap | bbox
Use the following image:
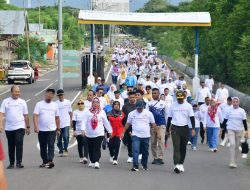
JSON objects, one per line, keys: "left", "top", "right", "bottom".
{"left": 97, "top": 77, "right": 101, "bottom": 80}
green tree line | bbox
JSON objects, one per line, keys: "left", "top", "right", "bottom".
{"left": 122, "top": 0, "right": 250, "bottom": 94}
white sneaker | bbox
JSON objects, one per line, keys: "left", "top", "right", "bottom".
{"left": 112, "top": 160, "right": 118, "bottom": 165}
{"left": 187, "top": 141, "right": 192, "bottom": 145}
{"left": 174, "top": 165, "right": 181, "bottom": 174}
{"left": 209, "top": 148, "right": 214, "bottom": 152}
{"left": 79, "top": 158, "right": 84, "bottom": 163}
{"left": 139, "top": 154, "right": 142, "bottom": 160}
{"left": 88, "top": 162, "right": 94, "bottom": 168}
{"left": 227, "top": 143, "right": 231, "bottom": 147}
{"left": 242, "top": 154, "right": 248, "bottom": 159}
{"left": 229, "top": 162, "right": 237, "bottom": 168}
{"left": 110, "top": 157, "right": 114, "bottom": 163}
{"left": 220, "top": 140, "right": 226, "bottom": 146}
{"left": 83, "top": 157, "right": 88, "bottom": 164}
{"left": 179, "top": 164, "right": 184, "bottom": 172}
{"left": 192, "top": 146, "right": 197, "bottom": 151}
{"left": 94, "top": 162, "right": 100, "bottom": 169}
{"left": 127, "top": 157, "right": 133, "bottom": 163}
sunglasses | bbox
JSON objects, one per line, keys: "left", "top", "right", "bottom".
{"left": 77, "top": 102, "right": 84, "bottom": 105}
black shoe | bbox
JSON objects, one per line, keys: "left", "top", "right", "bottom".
{"left": 6, "top": 164, "right": 14, "bottom": 169}
{"left": 39, "top": 163, "right": 46, "bottom": 168}
{"left": 174, "top": 166, "right": 181, "bottom": 174}
{"left": 151, "top": 159, "right": 159, "bottom": 164}
{"left": 158, "top": 159, "right": 165, "bottom": 165}
{"left": 16, "top": 164, "right": 24, "bottom": 168}
{"left": 45, "top": 162, "right": 55, "bottom": 169}
{"left": 131, "top": 166, "right": 139, "bottom": 172}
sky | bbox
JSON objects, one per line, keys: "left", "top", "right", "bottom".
{"left": 9, "top": 0, "right": 184, "bottom": 11}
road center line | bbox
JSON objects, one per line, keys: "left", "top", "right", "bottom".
{"left": 0, "top": 85, "right": 20, "bottom": 96}
{"left": 71, "top": 91, "right": 82, "bottom": 105}
{"left": 34, "top": 82, "right": 55, "bottom": 97}
{"left": 26, "top": 99, "right": 31, "bottom": 103}
{"left": 105, "top": 65, "right": 112, "bottom": 83}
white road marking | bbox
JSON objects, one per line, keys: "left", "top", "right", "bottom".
{"left": 36, "top": 79, "right": 51, "bottom": 82}
{"left": 71, "top": 91, "right": 82, "bottom": 105}
{"left": 26, "top": 99, "right": 31, "bottom": 103}
{"left": 105, "top": 66, "right": 112, "bottom": 83}
{"left": 34, "top": 82, "right": 55, "bottom": 97}
{"left": 0, "top": 85, "right": 20, "bottom": 96}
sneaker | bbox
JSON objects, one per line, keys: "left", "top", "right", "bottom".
{"left": 88, "top": 162, "right": 94, "bottom": 168}
{"left": 16, "top": 164, "right": 24, "bottom": 169}
{"left": 192, "top": 146, "right": 197, "bottom": 151}
{"left": 63, "top": 151, "right": 68, "bottom": 157}
{"left": 139, "top": 154, "right": 142, "bottom": 160}
{"left": 131, "top": 166, "right": 139, "bottom": 172}
{"left": 45, "top": 162, "right": 55, "bottom": 169}
{"left": 127, "top": 157, "right": 133, "bottom": 163}
{"left": 242, "top": 154, "right": 248, "bottom": 159}
{"left": 220, "top": 139, "right": 226, "bottom": 146}
{"left": 39, "top": 163, "right": 46, "bottom": 168}
{"left": 83, "top": 157, "right": 88, "bottom": 164}
{"left": 58, "top": 152, "right": 63, "bottom": 157}
{"left": 179, "top": 164, "right": 184, "bottom": 172}
{"left": 209, "top": 148, "right": 214, "bottom": 152}
{"left": 229, "top": 162, "right": 237, "bottom": 168}
{"left": 227, "top": 142, "right": 231, "bottom": 147}
{"left": 142, "top": 166, "right": 148, "bottom": 171}
{"left": 112, "top": 160, "right": 118, "bottom": 165}
{"left": 213, "top": 148, "right": 217, "bottom": 153}
{"left": 94, "top": 162, "right": 100, "bottom": 169}
{"left": 79, "top": 158, "right": 84, "bottom": 163}
{"left": 6, "top": 164, "right": 14, "bottom": 169}
{"left": 187, "top": 141, "right": 192, "bottom": 145}
{"left": 174, "top": 165, "right": 181, "bottom": 174}
{"left": 151, "top": 159, "right": 159, "bottom": 164}
{"left": 158, "top": 159, "right": 165, "bottom": 165}
{"left": 110, "top": 156, "right": 114, "bottom": 163}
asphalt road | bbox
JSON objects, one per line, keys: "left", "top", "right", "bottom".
{"left": 0, "top": 67, "right": 250, "bottom": 190}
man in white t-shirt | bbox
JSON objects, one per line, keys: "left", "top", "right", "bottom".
{"left": 215, "top": 83, "right": 229, "bottom": 103}
{"left": 205, "top": 75, "right": 214, "bottom": 93}
{"left": 33, "top": 88, "right": 60, "bottom": 169}
{"left": 122, "top": 100, "right": 158, "bottom": 172}
{"left": 195, "top": 81, "right": 211, "bottom": 105}
{"left": 166, "top": 90, "right": 195, "bottom": 174}
{"left": 84, "top": 90, "right": 95, "bottom": 111}
{"left": 0, "top": 85, "right": 30, "bottom": 169}
{"left": 96, "top": 88, "right": 107, "bottom": 109}
{"left": 55, "top": 89, "right": 72, "bottom": 156}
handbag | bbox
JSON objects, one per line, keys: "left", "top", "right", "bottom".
{"left": 241, "top": 139, "right": 249, "bottom": 154}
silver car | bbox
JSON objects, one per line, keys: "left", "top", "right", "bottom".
{"left": 7, "top": 60, "right": 35, "bottom": 84}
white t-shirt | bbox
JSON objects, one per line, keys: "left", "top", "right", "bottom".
{"left": 205, "top": 78, "right": 214, "bottom": 91}
{"left": 81, "top": 109, "right": 112, "bottom": 138}
{"left": 164, "top": 95, "right": 173, "bottom": 107}
{"left": 0, "top": 97, "right": 28, "bottom": 131}
{"left": 72, "top": 110, "right": 85, "bottom": 135}
{"left": 199, "top": 103, "right": 209, "bottom": 125}
{"left": 84, "top": 100, "right": 92, "bottom": 111}
{"left": 33, "top": 101, "right": 59, "bottom": 131}
{"left": 188, "top": 110, "right": 202, "bottom": 128}
{"left": 168, "top": 101, "right": 194, "bottom": 126}
{"left": 55, "top": 99, "right": 72, "bottom": 128}
{"left": 97, "top": 96, "right": 107, "bottom": 109}
{"left": 127, "top": 109, "right": 155, "bottom": 138}
{"left": 195, "top": 87, "right": 211, "bottom": 103}
{"left": 159, "top": 83, "right": 168, "bottom": 95}
{"left": 219, "top": 103, "right": 232, "bottom": 119}
{"left": 225, "top": 107, "right": 247, "bottom": 131}
{"left": 121, "top": 90, "right": 128, "bottom": 99}
{"left": 215, "top": 88, "right": 229, "bottom": 103}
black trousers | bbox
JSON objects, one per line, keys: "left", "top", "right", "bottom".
{"left": 87, "top": 136, "right": 104, "bottom": 163}
{"left": 171, "top": 125, "right": 189, "bottom": 165}
{"left": 5, "top": 128, "right": 25, "bottom": 165}
{"left": 123, "top": 130, "right": 132, "bottom": 157}
{"left": 38, "top": 131, "right": 56, "bottom": 164}
{"left": 200, "top": 122, "right": 205, "bottom": 142}
{"left": 76, "top": 135, "right": 88, "bottom": 158}
{"left": 109, "top": 137, "right": 121, "bottom": 161}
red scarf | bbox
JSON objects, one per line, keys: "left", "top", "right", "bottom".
{"left": 89, "top": 97, "right": 101, "bottom": 130}
{"left": 208, "top": 100, "right": 220, "bottom": 123}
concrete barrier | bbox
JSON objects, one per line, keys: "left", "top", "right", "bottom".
{"left": 160, "top": 55, "right": 250, "bottom": 112}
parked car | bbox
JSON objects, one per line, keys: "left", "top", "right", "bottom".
{"left": 7, "top": 60, "right": 35, "bottom": 84}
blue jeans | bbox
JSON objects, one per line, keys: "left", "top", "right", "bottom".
{"left": 57, "top": 126, "right": 69, "bottom": 153}
{"left": 132, "top": 136, "right": 149, "bottom": 168}
{"left": 206, "top": 127, "right": 219, "bottom": 149}
{"left": 111, "top": 75, "right": 118, "bottom": 85}
{"left": 189, "top": 128, "right": 200, "bottom": 147}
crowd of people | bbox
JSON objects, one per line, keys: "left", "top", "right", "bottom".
{"left": 0, "top": 40, "right": 248, "bottom": 175}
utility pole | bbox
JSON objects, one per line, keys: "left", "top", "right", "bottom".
{"left": 38, "top": 0, "right": 41, "bottom": 31}
{"left": 58, "top": 0, "right": 63, "bottom": 89}
{"left": 192, "top": 27, "right": 200, "bottom": 96}
{"left": 87, "top": 0, "right": 95, "bottom": 86}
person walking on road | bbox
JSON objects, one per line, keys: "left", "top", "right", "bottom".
{"left": 166, "top": 90, "right": 195, "bottom": 173}
{"left": 84, "top": 90, "right": 95, "bottom": 111}
{"left": 123, "top": 100, "right": 157, "bottom": 171}
{"left": 222, "top": 97, "right": 248, "bottom": 168}
{"left": 107, "top": 101, "right": 124, "bottom": 165}
{"left": 72, "top": 99, "right": 88, "bottom": 164}
{"left": 0, "top": 85, "right": 30, "bottom": 169}
{"left": 81, "top": 97, "right": 112, "bottom": 169}
{"left": 215, "top": 83, "right": 229, "bottom": 103}
{"left": 195, "top": 81, "right": 211, "bottom": 105}
{"left": 33, "top": 88, "right": 60, "bottom": 169}
{"left": 147, "top": 88, "right": 168, "bottom": 165}
{"left": 55, "top": 89, "right": 72, "bottom": 157}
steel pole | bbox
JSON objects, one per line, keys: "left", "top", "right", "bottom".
{"left": 192, "top": 27, "right": 200, "bottom": 96}
{"left": 58, "top": 0, "right": 63, "bottom": 89}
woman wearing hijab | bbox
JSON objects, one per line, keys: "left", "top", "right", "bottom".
{"left": 81, "top": 97, "right": 112, "bottom": 169}
{"left": 107, "top": 101, "right": 124, "bottom": 165}
{"left": 222, "top": 97, "right": 248, "bottom": 168}
{"left": 204, "top": 99, "right": 222, "bottom": 152}
{"left": 107, "top": 84, "right": 117, "bottom": 103}
{"left": 72, "top": 99, "right": 88, "bottom": 164}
